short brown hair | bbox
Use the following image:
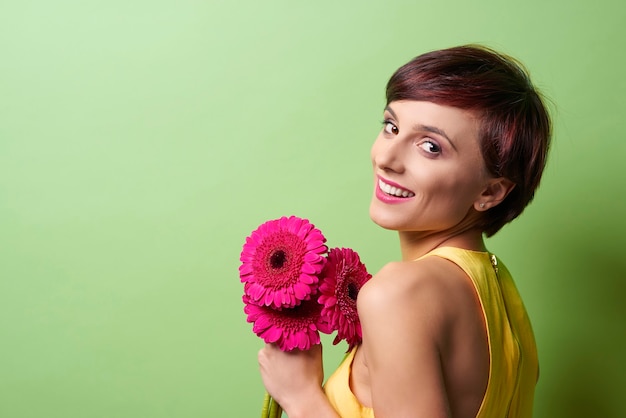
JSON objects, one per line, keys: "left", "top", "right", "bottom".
{"left": 386, "top": 45, "right": 552, "bottom": 236}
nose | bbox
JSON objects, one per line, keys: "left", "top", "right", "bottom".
{"left": 371, "top": 135, "right": 404, "bottom": 173}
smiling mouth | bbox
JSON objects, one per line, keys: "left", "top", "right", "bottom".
{"left": 378, "top": 179, "right": 415, "bottom": 198}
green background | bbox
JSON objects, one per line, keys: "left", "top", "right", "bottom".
{"left": 1, "top": 1, "right": 625, "bottom": 417}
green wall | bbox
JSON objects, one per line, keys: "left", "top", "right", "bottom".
{"left": 1, "top": 1, "right": 625, "bottom": 417}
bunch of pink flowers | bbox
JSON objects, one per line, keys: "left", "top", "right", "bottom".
{"left": 239, "top": 215, "right": 371, "bottom": 352}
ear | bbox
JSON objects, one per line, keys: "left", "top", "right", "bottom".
{"left": 474, "top": 177, "right": 515, "bottom": 211}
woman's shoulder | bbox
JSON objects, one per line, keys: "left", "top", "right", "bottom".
{"left": 357, "top": 256, "right": 471, "bottom": 329}
{"left": 361, "top": 256, "right": 467, "bottom": 300}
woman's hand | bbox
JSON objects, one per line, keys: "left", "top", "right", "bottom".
{"left": 258, "top": 343, "right": 338, "bottom": 417}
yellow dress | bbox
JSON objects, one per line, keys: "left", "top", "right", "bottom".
{"left": 323, "top": 247, "right": 538, "bottom": 418}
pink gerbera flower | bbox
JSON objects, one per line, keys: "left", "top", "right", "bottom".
{"left": 243, "top": 295, "right": 333, "bottom": 351}
{"left": 318, "top": 247, "right": 372, "bottom": 350}
{"left": 239, "top": 216, "right": 327, "bottom": 309}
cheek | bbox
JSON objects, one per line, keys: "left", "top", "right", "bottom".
{"left": 445, "top": 174, "right": 486, "bottom": 208}
{"left": 415, "top": 168, "right": 479, "bottom": 203}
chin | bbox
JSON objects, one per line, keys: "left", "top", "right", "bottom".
{"left": 369, "top": 206, "right": 403, "bottom": 231}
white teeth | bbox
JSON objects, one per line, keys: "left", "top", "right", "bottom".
{"left": 379, "top": 179, "right": 415, "bottom": 198}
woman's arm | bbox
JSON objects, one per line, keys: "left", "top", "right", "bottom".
{"left": 258, "top": 343, "right": 339, "bottom": 418}
{"left": 357, "top": 261, "right": 453, "bottom": 418}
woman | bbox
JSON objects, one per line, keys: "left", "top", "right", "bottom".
{"left": 258, "top": 45, "right": 551, "bottom": 418}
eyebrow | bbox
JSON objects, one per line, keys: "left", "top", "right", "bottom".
{"left": 385, "top": 105, "right": 457, "bottom": 150}
{"left": 414, "top": 124, "right": 457, "bottom": 150}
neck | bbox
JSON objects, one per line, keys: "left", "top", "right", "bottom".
{"left": 397, "top": 228, "right": 487, "bottom": 261}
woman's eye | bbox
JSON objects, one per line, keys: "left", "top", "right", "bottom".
{"left": 418, "top": 140, "right": 441, "bottom": 154}
{"left": 383, "top": 120, "right": 398, "bottom": 135}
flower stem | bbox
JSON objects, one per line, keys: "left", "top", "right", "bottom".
{"left": 261, "top": 392, "right": 283, "bottom": 418}
{"left": 268, "top": 396, "right": 282, "bottom": 418}
{"left": 261, "top": 392, "right": 271, "bottom": 418}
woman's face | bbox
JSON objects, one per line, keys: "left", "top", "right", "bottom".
{"left": 369, "top": 100, "right": 491, "bottom": 233}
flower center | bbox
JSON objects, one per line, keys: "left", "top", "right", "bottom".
{"left": 347, "top": 282, "right": 359, "bottom": 300}
{"left": 254, "top": 231, "right": 308, "bottom": 289}
{"left": 270, "top": 249, "right": 287, "bottom": 269}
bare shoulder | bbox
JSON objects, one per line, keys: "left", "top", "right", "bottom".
{"left": 357, "top": 255, "right": 480, "bottom": 345}
{"left": 353, "top": 257, "right": 481, "bottom": 414}
{"left": 358, "top": 257, "right": 470, "bottom": 314}
{"left": 353, "top": 256, "right": 489, "bottom": 416}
